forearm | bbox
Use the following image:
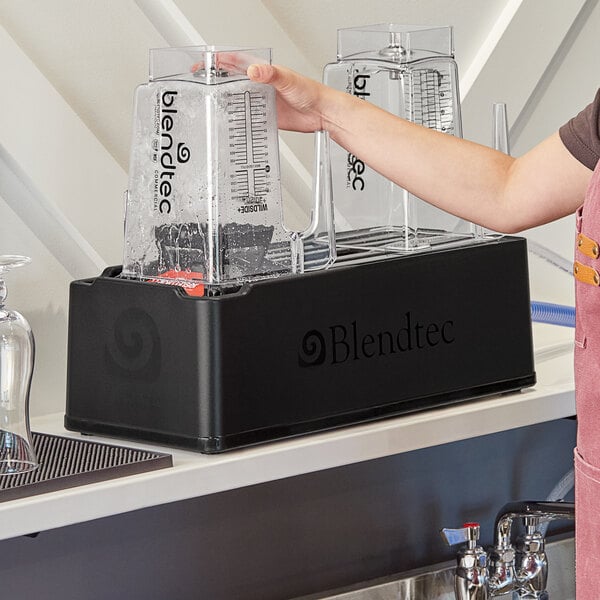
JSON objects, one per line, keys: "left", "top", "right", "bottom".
{"left": 321, "top": 90, "right": 519, "bottom": 230}
{"left": 248, "top": 64, "right": 591, "bottom": 230}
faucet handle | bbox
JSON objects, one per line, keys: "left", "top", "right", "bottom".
{"left": 442, "top": 523, "right": 489, "bottom": 599}
{"left": 441, "top": 522, "right": 481, "bottom": 549}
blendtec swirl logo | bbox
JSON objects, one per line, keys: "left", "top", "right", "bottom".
{"left": 298, "top": 329, "right": 327, "bottom": 367}
{"left": 105, "top": 308, "right": 161, "bottom": 380}
{"left": 298, "top": 312, "right": 455, "bottom": 367}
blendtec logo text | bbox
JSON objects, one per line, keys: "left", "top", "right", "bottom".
{"left": 298, "top": 311, "right": 455, "bottom": 367}
{"left": 155, "top": 90, "right": 191, "bottom": 214}
{"left": 346, "top": 73, "right": 370, "bottom": 192}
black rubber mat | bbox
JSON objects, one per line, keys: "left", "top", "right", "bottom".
{"left": 0, "top": 432, "right": 173, "bottom": 502}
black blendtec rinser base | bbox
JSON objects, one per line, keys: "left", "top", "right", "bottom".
{"left": 64, "top": 236, "right": 536, "bottom": 453}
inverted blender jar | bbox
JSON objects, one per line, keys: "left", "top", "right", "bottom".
{"left": 123, "top": 46, "right": 335, "bottom": 293}
{"left": 323, "top": 24, "right": 484, "bottom": 253}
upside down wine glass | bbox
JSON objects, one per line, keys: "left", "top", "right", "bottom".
{"left": 0, "top": 256, "right": 38, "bottom": 474}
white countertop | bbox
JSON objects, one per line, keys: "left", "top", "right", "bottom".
{"left": 0, "top": 323, "right": 575, "bottom": 541}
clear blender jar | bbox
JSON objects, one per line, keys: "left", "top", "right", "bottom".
{"left": 324, "top": 24, "right": 484, "bottom": 252}
{"left": 123, "top": 46, "right": 335, "bottom": 293}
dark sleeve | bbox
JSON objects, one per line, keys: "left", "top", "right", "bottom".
{"left": 559, "top": 89, "right": 600, "bottom": 171}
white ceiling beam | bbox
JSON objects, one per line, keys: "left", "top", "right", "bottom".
{"left": 0, "top": 143, "right": 105, "bottom": 279}
{"left": 459, "top": 0, "right": 590, "bottom": 147}
{"left": 509, "top": 0, "right": 599, "bottom": 146}
{"left": 459, "top": 0, "right": 524, "bottom": 103}
{"left": 0, "top": 23, "right": 126, "bottom": 270}
{"left": 135, "top": 0, "right": 206, "bottom": 46}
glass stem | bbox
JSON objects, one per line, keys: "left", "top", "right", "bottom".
{"left": 0, "top": 277, "right": 6, "bottom": 317}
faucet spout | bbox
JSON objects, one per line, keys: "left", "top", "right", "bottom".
{"left": 494, "top": 501, "right": 575, "bottom": 549}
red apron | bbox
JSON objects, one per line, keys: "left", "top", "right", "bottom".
{"left": 574, "top": 159, "right": 600, "bottom": 598}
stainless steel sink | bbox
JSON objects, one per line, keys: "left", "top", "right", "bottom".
{"left": 294, "top": 536, "right": 574, "bottom": 600}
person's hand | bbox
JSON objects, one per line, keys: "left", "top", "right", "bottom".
{"left": 247, "top": 64, "right": 333, "bottom": 133}
{"left": 192, "top": 50, "right": 265, "bottom": 77}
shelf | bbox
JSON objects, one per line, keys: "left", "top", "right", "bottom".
{"left": 0, "top": 324, "right": 575, "bottom": 541}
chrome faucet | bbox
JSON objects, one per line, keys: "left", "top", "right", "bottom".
{"left": 441, "top": 500, "right": 575, "bottom": 599}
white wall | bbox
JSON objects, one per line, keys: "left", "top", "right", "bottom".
{"left": 0, "top": 0, "right": 596, "bottom": 416}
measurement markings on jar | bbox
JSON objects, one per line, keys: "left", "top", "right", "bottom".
{"left": 253, "top": 168, "right": 269, "bottom": 195}
{"left": 228, "top": 96, "right": 249, "bottom": 165}
{"left": 228, "top": 90, "right": 270, "bottom": 200}
{"left": 231, "top": 170, "right": 250, "bottom": 198}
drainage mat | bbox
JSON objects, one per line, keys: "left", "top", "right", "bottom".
{"left": 0, "top": 432, "right": 173, "bottom": 502}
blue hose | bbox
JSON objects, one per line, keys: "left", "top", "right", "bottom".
{"left": 531, "top": 301, "right": 575, "bottom": 328}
